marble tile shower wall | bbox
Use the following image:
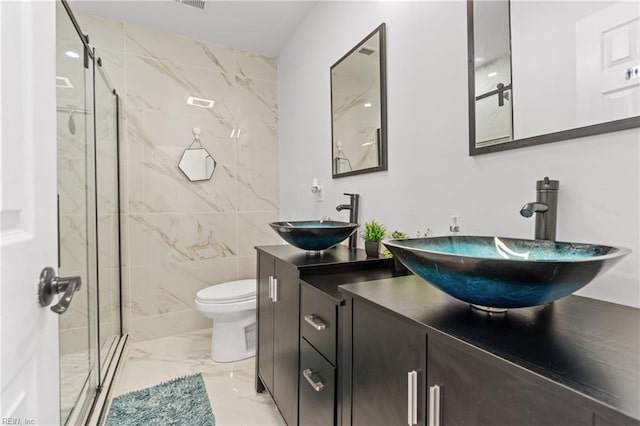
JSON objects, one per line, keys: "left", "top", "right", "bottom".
{"left": 76, "top": 13, "right": 281, "bottom": 342}
{"left": 57, "top": 113, "right": 91, "bottom": 355}
{"left": 57, "top": 10, "right": 94, "bottom": 355}
{"left": 332, "top": 74, "right": 380, "bottom": 170}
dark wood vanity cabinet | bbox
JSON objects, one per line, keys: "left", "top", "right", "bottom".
{"left": 298, "top": 283, "right": 341, "bottom": 426}
{"left": 341, "top": 276, "right": 640, "bottom": 426}
{"left": 255, "top": 245, "right": 399, "bottom": 426}
{"left": 349, "top": 298, "right": 426, "bottom": 426}
{"left": 257, "top": 252, "right": 300, "bottom": 426}
{"left": 427, "top": 333, "right": 592, "bottom": 425}
{"left": 299, "top": 337, "right": 336, "bottom": 426}
{"left": 300, "top": 283, "right": 338, "bottom": 365}
{"left": 259, "top": 248, "right": 640, "bottom": 426}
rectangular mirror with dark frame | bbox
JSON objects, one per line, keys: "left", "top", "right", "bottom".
{"left": 331, "top": 23, "right": 387, "bottom": 178}
{"left": 468, "top": 0, "right": 640, "bottom": 156}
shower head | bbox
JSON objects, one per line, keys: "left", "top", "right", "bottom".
{"left": 68, "top": 110, "right": 76, "bottom": 135}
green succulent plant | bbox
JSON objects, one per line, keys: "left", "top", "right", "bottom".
{"left": 391, "top": 230, "right": 409, "bottom": 239}
{"left": 362, "top": 220, "right": 386, "bottom": 243}
{"left": 383, "top": 229, "right": 430, "bottom": 258}
{"left": 383, "top": 230, "right": 408, "bottom": 258}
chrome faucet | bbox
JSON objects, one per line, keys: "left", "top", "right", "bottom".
{"left": 520, "top": 177, "right": 559, "bottom": 241}
{"left": 336, "top": 193, "right": 360, "bottom": 249}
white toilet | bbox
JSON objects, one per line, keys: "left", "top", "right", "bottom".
{"left": 195, "top": 279, "right": 257, "bottom": 363}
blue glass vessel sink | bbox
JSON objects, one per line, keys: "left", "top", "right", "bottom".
{"left": 269, "top": 220, "right": 358, "bottom": 251}
{"left": 383, "top": 236, "right": 630, "bottom": 312}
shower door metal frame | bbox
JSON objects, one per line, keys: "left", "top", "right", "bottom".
{"left": 93, "top": 54, "right": 125, "bottom": 382}
{"left": 58, "top": 0, "right": 126, "bottom": 423}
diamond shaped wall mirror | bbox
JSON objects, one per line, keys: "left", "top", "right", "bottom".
{"left": 178, "top": 127, "right": 216, "bottom": 182}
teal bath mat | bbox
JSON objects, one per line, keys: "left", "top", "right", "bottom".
{"left": 105, "top": 374, "right": 215, "bottom": 426}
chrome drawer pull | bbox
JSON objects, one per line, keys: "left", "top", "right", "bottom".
{"left": 302, "top": 368, "right": 325, "bottom": 392}
{"left": 304, "top": 314, "right": 327, "bottom": 331}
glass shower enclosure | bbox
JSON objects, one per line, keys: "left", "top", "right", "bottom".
{"left": 56, "top": 1, "right": 124, "bottom": 423}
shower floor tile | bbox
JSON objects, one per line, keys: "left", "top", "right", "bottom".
{"left": 60, "top": 350, "right": 89, "bottom": 424}
{"left": 113, "top": 329, "right": 285, "bottom": 426}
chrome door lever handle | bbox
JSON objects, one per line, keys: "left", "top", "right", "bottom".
{"left": 50, "top": 275, "right": 81, "bottom": 314}
{"left": 38, "top": 266, "right": 82, "bottom": 315}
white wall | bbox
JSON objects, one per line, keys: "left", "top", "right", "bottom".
{"left": 278, "top": 1, "right": 639, "bottom": 308}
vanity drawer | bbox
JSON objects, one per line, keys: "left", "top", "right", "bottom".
{"left": 299, "top": 337, "right": 336, "bottom": 426}
{"left": 301, "top": 283, "right": 337, "bottom": 365}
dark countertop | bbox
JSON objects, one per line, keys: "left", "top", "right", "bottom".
{"left": 340, "top": 275, "right": 640, "bottom": 421}
{"left": 301, "top": 268, "right": 407, "bottom": 304}
{"left": 257, "top": 244, "right": 404, "bottom": 303}
{"left": 256, "top": 244, "right": 392, "bottom": 273}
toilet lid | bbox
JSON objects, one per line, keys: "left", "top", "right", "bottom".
{"left": 196, "top": 279, "right": 256, "bottom": 303}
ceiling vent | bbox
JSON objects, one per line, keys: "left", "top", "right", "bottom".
{"left": 173, "top": 0, "right": 206, "bottom": 10}
{"left": 358, "top": 47, "right": 375, "bottom": 56}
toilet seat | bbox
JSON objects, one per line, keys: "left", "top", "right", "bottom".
{"left": 196, "top": 279, "right": 256, "bottom": 304}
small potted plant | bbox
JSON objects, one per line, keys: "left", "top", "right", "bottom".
{"left": 384, "top": 230, "right": 410, "bottom": 272}
{"left": 362, "top": 220, "right": 386, "bottom": 258}
{"left": 383, "top": 230, "right": 408, "bottom": 257}
{"left": 392, "top": 230, "right": 409, "bottom": 239}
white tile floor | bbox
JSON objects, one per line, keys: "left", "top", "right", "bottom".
{"left": 112, "top": 329, "right": 286, "bottom": 426}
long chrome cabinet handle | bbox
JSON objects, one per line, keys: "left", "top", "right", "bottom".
{"left": 268, "top": 276, "right": 273, "bottom": 301}
{"left": 272, "top": 277, "right": 278, "bottom": 302}
{"left": 407, "top": 370, "right": 418, "bottom": 425}
{"left": 428, "top": 384, "right": 441, "bottom": 426}
{"left": 304, "top": 314, "right": 327, "bottom": 331}
{"left": 302, "top": 368, "right": 324, "bottom": 392}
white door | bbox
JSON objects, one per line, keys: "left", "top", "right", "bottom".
{"left": 1, "top": 1, "right": 59, "bottom": 425}
{"left": 576, "top": 1, "right": 640, "bottom": 126}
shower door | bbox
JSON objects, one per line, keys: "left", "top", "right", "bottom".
{"left": 56, "top": 2, "right": 124, "bottom": 423}
{"left": 56, "top": 2, "right": 99, "bottom": 424}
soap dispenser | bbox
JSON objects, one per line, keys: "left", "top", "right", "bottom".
{"left": 450, "top": 216, "right": 460, "bottom": 236}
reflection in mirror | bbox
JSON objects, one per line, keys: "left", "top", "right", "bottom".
{"left": 473, "top": 0, "right": 513, "bottom": 147}
{"left": 178, "top": 148, "right": 216, "bottom": 181}
{"left": 331, "top": 23, "right": 387, "bottom": 177}
{"left": 334, "top": 141, "right": 353, "bottom": 173}
{"left": 468, "top": 1, "right": 640, "bottom": 155}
